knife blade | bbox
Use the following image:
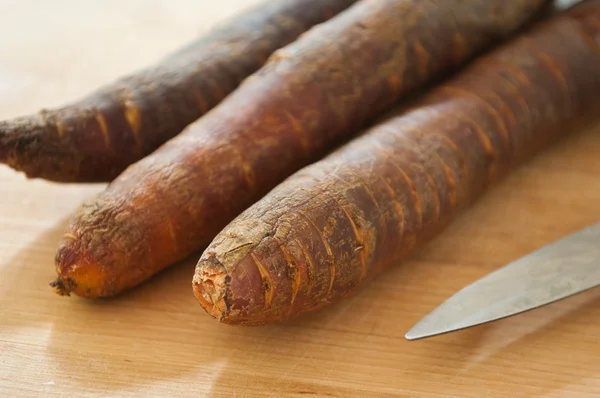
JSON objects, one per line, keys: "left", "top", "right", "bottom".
{"left": 405, "top": 221, "right": 600, "bottom": 341}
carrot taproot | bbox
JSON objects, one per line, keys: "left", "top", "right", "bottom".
{"left": 0, "top": 0, "right": 358, "bottom": 183}
{"left": 192, "top": 0, "right": 600, "bottom": 325}
{"left": 51, "top": 0, "right": 549, "bottom": 298}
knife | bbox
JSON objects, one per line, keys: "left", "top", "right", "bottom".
{"left": 405, "top": 221, "right": 600, "bottom": 341}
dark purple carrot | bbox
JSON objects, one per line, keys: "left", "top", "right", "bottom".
{"left": 52, "top": 0, "right": 548, "bottom": 298}
{"left": 0, "top": 0, "right": 358, "bottom": 183}
{"left": 193, "top": 0, "right": 600, "bottom": 325}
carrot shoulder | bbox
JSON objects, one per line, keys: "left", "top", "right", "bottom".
{"left": 52, "top": 0, "right": 548, "bottom": 298}
{"left": 193, "top": 0, "right": 600, "bottom": 325}
{"left": 0, "top": 0, "right": 358, "bottom": 183}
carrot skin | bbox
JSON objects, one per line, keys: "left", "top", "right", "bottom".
{"left": 0, "top": 0, "right": 359, "bottom": 183}
{"left": 193, "top": 0, "right": 600, "bottom": 325}
{"left": 53, "top": 0, "right": 549, "bottom": 298}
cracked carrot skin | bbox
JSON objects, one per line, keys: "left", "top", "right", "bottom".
{"left": 0, "top": 0, "right": 358, "bottom": 183}
{"left": 193, "top": 0, "right": 600, "bottom": 325}
{"left": 52, "top": 0, "right": 549, "bottom": 298}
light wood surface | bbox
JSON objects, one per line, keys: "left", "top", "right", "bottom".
{"left": 2, "top": 1, "right": 600, "bottom": 397}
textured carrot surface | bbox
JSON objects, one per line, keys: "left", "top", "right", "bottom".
{"left": 193, "top": 0, "right": 600, "bottom": 325}
{"left": 0, "top": 0, "right": 358, "bottom": 182}
{"left": 52, "top": 0, "right": 548, "bottom": 298}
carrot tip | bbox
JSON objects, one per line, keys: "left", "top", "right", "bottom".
{"left": 0, "top": 120, "right": 14, "bottom": 164}
{"left": 0, "top": 115, "right": 53, "bottom": 177}
{"left": 49, "top": 277, "right": 75, "bottom": 296}
{"left": 193, "top": 256, "right": 230, "bottom": 321}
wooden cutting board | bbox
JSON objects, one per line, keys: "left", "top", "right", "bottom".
{"left": 2, "top": 1, "right": 600, "bottom": 397}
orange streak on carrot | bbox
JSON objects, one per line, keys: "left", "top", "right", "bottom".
{"left": 420, "top": 138, "right": 458, "bottom": 210}
{"left": 413, "top": 42, "right": 431, "bottom": 78}
{"left": 250, "top": 253, "right": 274, "bottom": 309}
{"left": 295, "top": 237, "right": 316, "bottom": 298}
{"left": 123, "top": 100, "right": 142, "bottom": 149}
{"left": 166, "top": 218, "right": 179, "bottom": 250}
{"left": 453, "top": 30, "right": 467, "bottom": 60}
{"left": 55, "top": 118, "right": 65, "bottom": 139}
{"left": 388, "top": 75, "right": 403, "bottom": 96}
{"left": 298, "top": 210, "right": 336, "bottom": 297}
{"left": 335, "top": 195, "right": 367, "bottom": 280}
{"left": 192, "top": 90, "right": 210, "bottom": 114}
{"left": 491, "top": 59, "right": 535, "bottom": 89}
{"left": 234, "top": 147, "right": 256, "bottom": 190}
{"left": 368, "top": 140, "right": 424, "bottom": 229}
{"left": 432, "top": 132, "right": 468, "bottom": 185}
{"left": 444, "top": 85, "right": 511, "bottom": 151}
{"left": 487, "top": 90, "right": 518, "bottom": 132}
{"left": 449, "top": 106, "right": 498, "bottom": 182}
{"left": 537, "top": 51, "right": 573, "bottom": 112}
{"left": 278, "top": 244, "right": 301, "bottom": 307}
{"left": 389, "top": 131, "right": 442, "bottom": 223}
{"left": 378, "top": 175, "right": 406, "bottom": 241}
{"left": 283, "top": 110, "right": 310, "bottom": 152}
{"left": 95, "top": 111, "right": 111, "bottom": 149}
{"left": 495, "top": 73, "right": 532, "bottom": 126}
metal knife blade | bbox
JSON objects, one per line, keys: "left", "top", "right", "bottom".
{"left": 405, "top": 221, "right": 600, "bottom": 341}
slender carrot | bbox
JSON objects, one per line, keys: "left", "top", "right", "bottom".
{"left": 193, "top": 0, "right": 600, "bottom": 325}
{"left": 52, "top": 0, "right": 549, "bottom": 298}
{"left": 0, "top": 0, "right": 358, "bottom": 183}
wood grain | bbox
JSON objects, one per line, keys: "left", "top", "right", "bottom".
{"left": 1, "top": 1, "right": 600, "bottom": 397}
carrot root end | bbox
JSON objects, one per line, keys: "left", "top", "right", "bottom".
{"left": 49, "top": 277, "right": 76, "bottom": 296}
{"left": 193, "top": 257, "right": 230, "bottom": 321}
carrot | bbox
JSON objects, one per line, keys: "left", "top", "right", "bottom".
{"left": 51, "top": 0, "right": 549, "bottom": 298}
{"left": 0, "top": 0, "right": 358, "bottom": 183}
{"left": 192, "top": 0, "right": 600, "bottom": 325}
